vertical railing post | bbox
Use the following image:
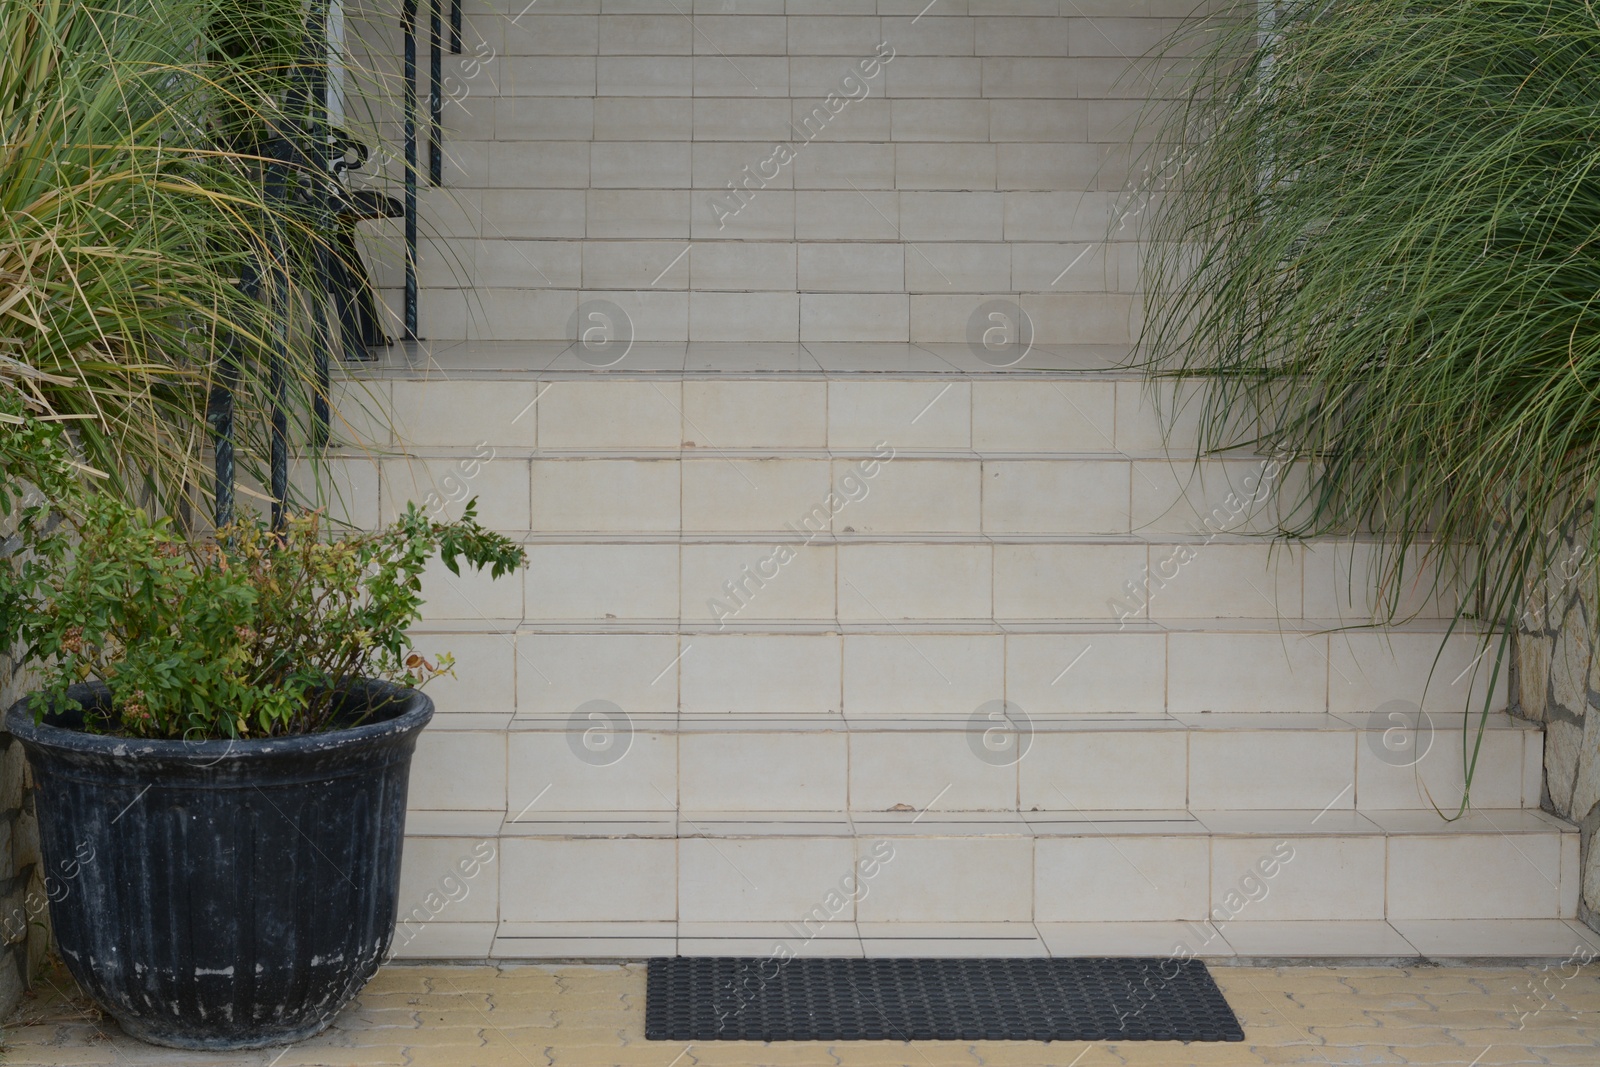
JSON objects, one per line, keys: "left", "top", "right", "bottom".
{"left": 429, "top": 0, "right": 443, "bottom": 186}
{"left": 402, "top": 0, "right": 419, "bottom": 340}
{"left": 306, "top": 0, "right": 334, "bottom": 449}
{"left": 449, "top": 0, "right": 461, "bottom": 54}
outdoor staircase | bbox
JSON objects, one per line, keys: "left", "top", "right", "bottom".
{"left": 318, "top": 341, "right": 1589, "bottom": 963}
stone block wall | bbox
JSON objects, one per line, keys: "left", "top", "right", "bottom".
{"left": 1514, "top": 525, "right": 1600, "bottom": 933}
{"left": 0, "top": 509, "right": 49, "bottom": 1019}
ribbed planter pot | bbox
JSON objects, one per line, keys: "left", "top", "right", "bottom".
{"left": 4, "top": 680, "right": 432, "bottom": 1050}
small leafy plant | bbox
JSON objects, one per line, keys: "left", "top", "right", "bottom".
{"left": 1, "top": 409, "right": 526, "bottom": 740}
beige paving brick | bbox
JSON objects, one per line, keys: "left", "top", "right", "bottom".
{"left": 690, "top": 1042, "right": 865, "bottom": 1065}
{"left": 961, "top": 1046, "right": 1126, "bottom": 1067}
{"left": 12, "top": 962, "right": 1600, "bottom": 1067}
{"left": 405, "top": 1046, "right": 554, "bottom": 1067}
{"left": 1111, "top": 1043, "right": 1271, "bottom": 1065}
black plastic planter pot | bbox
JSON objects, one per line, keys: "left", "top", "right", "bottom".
{"left": 4, "top": 680, "right": 433, "bottom": 1050}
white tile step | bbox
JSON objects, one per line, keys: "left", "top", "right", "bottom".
{"left": 341, "top": 340, "right": 1144, "bottom": 380}
{"left": 409, "top": 711, "right": 1539, "bottom": 814}
{"left": 415, "top": 918, "right": 1600, "bottom": 963}
{"left": 397, "top": 809, "right": 1580, "bottom": 945}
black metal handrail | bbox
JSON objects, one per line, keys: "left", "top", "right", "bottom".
{"left": 212, "top": 0, "right": 433, "bottom": 530}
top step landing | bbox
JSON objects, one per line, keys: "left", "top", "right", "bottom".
{"left": 342, "top": 341, "right": 1145, "bottom": 381}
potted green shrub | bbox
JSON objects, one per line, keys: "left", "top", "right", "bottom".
{"left": 0, "top": 412, "right": 525, "bottom": 1049}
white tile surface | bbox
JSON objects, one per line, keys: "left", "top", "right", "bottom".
{"left": 1392, "top": 919, "right": 1600, "bottom": 958}
{"left": 1036, "top": 836, "right": 1209, "bottom": 921}
{"left": 409, "top": 730, "right": 508, "bottom": 811}
{"left": 1188, "top": 730, "right": 1355, "bottom": 811}
{"left": 680, "top": 732, "right": 849, "bottom": 811}
{"left": 1387, "top": 833, "right": 1563, "bottom": 920}
{"left": 498, "top": 838, "right": 677, "bottom": 922}
{"left": 843, "top": 634, "right": 1003, "bottom": 718}
{"left": 1037, "top": 921, "right": 1230, "bottom": 958}
{"left": 1021, "top": 729, "right": 1187, "bottom": 811}
{"left": 515, "top": 634, "right": 682, "bottom": 719}
{"left": 838, "top": 543, "right": 991, "bottom": 620}
{"left": 508, "top": 729, "right": 678, "bottom": 814}
{"left": 1004, "top": 633, "right": 1168, "bottom": 716}
{"left": 1210, "top": 837, "right": 1386, "bottom": 922}
{"left": 1167, "top": 633, "right": 1330, "bottom": 715}
{"left": 859, "top": 837, "right": 1033, "bottom": 923}
{"left": 523, "top": 544, "right": 679, "bottom": 620}
{"left": 681, "top": 635, "right": 842, "bottom": 715}
{"left": 679, "top": 837, "right": 857, "bottom": 923}
{"left": 1215, "top": 920, "right": 1415, "bottom": 958}
{"left": 849, "top": 729, "right": 1018, "bottom": 812}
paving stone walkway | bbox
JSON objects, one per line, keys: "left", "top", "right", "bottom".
{"left": 4, "top": 961, "right": 1597, "bottom": 1066}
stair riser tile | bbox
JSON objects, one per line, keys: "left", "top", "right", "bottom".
{"left": 1355, "top": 729, "right": 1528, "bottom": 810}
{"left": 1142, "top": 543, "right": 1303, "bottom": 621}
{"left": 683, "top": 381, "right": 828, "bottom": 450}
{"left": 396, "top": 837, "right": 502, "bottom": 936}
{"left": 681, "top": 634, "right": 842, "bottom": 715}
{"left": 1005, "top": 633, "right": 1167, "bottom": 716}
{"left": 410, "top": 730, "right": 508, "bottom": 811}
{"left": 537, "top": 381, "right": 682, "bottom": 449}
{"left": 1302, "top": 541, "right": 1463, "bottom": 621}
{"left": 412, "top": 632, "right": 518, "bottom": 718}
{"left": 1387, "top": 835, "right": 1564, "bottom": 920}
{"left": 995, "top": 543, "right": 1146, "bottom": 622}
{"left": 1329, "top": 631, "right": 1507, "bottom": 717}
{"left": 515, "top": 633, "right": 683, "bottom": 719}
{"left": 384, "top": 457, "right": 531, "bottom": 530}
{"left": 415, "top": 554, "right": 525, "bottom": 620}
{"left": 839, "top": 459, "right": 982, "bottom": 534}
{"left": 682, "top": 459, "right": 833, "bottom": 534}
{"left": 857, "top": 837, "right": 1032, "bottom": 923}
{"left": 525, "top": 544, "right": 680, "bottom": 620}
{"left": 680, "top": 733, "right": 849, "bottom": 811}
{"left": 842, "top": 634, "right": 1003, "bottom": 717}
{"left": 984, "top": 460, "right": 1130, "bottom": 535}
{"left": 386, "top": 379, "right": 1160, "bottom": 457}
{"left": 1211, "top": 836, "right": 1386, "bottom": 922}
{"left": 1035, "top": 837, "right": 1209, "bottom": 921}
{"left": 1188, "top": 732, "right": 1355, "bottom": 811}
{"left": 390, "top": 379, "right": 542, "bottom": 450}
{"left": 500, "top": 839, "right": 677, "bottom": 922}
{"left": 679, "top": 838, "right": 859, "bottom": 924}
{"left": 849, "top": 732, "right": 1019, "bottom": 813}
{"left": 1131, "top": 459, "right": 1302, "bottom": 537}
{"left": 509, "top": 730, "right": 678, "bottom": 814}
{"left": 972, "top": 381, "right": 1116, "bottom": 453}
{"left": 1020, "top": 731, "right": 1188, "bottom": 811}
{"left": 531, "top": 458, "right": 681, "bottom": 532}
{"left": 838, "top": 543, "right": 991, "bottom": 620}
{"left": 684, "top": 542, "right": 837, "bottom": 625}
{"left": 1168, "top": 633, "right": 1329, "bottom": 715}
{"left": 828, "top": 380, "right": 971, "bottom": 451}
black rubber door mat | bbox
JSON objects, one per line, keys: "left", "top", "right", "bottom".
{"left": 645, "top": 957, "right": 1246, "bottom": 1043}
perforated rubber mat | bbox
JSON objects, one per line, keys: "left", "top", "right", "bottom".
{"left": 645, "top": 956, "right": 1246, "bottom": 1042}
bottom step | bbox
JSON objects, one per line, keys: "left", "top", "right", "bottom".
{"left": 395, "top": 918, "right": 1600, "bottom": 964}
{"left": 393, "top": 809, "right": 1585, "bottom": 962}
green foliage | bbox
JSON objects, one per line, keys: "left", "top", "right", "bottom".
{"left": 1138, "top": 1, "right": 1600, "bottom": 753}
{"left": 1, "top": 407, "right": 527, "bottom": 740}
{"left": 0, "top": 0, "right": 387, "bottom": 515}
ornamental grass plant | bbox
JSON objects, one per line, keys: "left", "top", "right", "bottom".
{"left": 1137, "top": 0, "right": 1600, "bottom": 799}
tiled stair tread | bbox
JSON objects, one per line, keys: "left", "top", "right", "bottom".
{"left": 403, "top": 807, "right": 1573, "bottom": 840}
{"left": 484, "top": 711, "right": 1533, "bottom": 733}
{"left": 414, "top": 617, "right": 1493, "bottom": 635}
{"left": 398, "top": 530, "right": 1428, "bottom": 547}
{"left": 474, "top": 919, "right": 1600, "bottom": 961}
{"left": 340, "top": 340, "right": 1145, "bottom": 381}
